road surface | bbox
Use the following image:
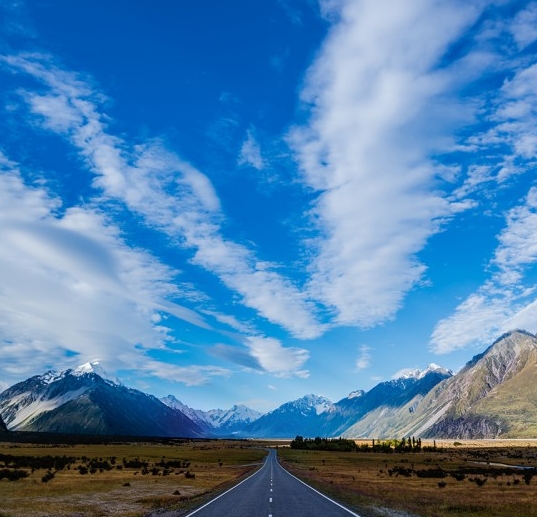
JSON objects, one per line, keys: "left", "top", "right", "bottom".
{"left": 184, "top": 448, "right": 361, "bottom": 517}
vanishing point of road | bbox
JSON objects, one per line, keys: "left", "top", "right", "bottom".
{"left": 184, "top": 448, "right": 361, "bottom": 517}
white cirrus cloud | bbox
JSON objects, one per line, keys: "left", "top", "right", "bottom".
{"left": 140, "top": 360, "right": 231, "bottom": 387}
{"left": 1, "top": 53, "right": 324, "bottom": 340}
{"left": 461, "top": 60, "right": 537, "bottom": 190}
{"left": 429, "top": 288, "right": 515, "bottom": 354}
{"left": 0, "top": 152, "right": 210, "bottom": 383}
{"left": 430, "top": 40, "right": 537, "bottom": 354}
{"left": 493, "top": 187, "right": 537, "bottom": 285}
{"left": 510, "top": 2, "right": 537, "bottom": 50}
{"left": 209, "top": 334, "right": 311, "bottom": 379}
{"left": 245, "top": 336, "right": 310, "bottom": 378}
{"left": 431, "top": 190, "right": 537, "bottom": 354}
{"left": 355, "top": 345, "right": 372, "bottom": 370}
{"left": 238, "top": 129, "right": 265, "bottom": 170}
{"left": 291, "top": 0, "right": 485, "bottom": 328}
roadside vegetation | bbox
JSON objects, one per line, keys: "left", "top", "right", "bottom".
{"left": 0, "top": 438, "right": 266, "bottom": 517}
{"left": 279, "top": 439, "right": 537, "bottom": 517}
{"left": 3, "top": 435, "right": 537, "bottom": 517}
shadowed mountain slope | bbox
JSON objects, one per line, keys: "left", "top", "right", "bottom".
{"left": 0, "top": 364, "right": 205, "bottom": 437}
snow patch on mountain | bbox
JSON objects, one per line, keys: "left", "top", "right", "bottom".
{"left": 394, "top": 364, "right": 452, "bottom": 381}
{"left": 7, "top": 387, "right": 89, "bottom": 428}
{"left": 160, "top": 395, "right": 261, "bottom": 432}
{"left": 289, "top": 394, "right": 334, "bottom": 415}
{"left": 74, "top": 362, "right": 104, "bottom": 377}
{"left": 160, "top": 395, "right": 209, "bottom": 427}
{"left": 40, "top": 371, "right": 65, "bottom": 385}
{"left": 73, "top": 362, "right": 121, "bottom": 385}
{"left": 206, "top": 405, "right": 261, "bottom": 425}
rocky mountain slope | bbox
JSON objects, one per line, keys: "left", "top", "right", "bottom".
{"left": 330, "top": 364, "right": 452, "bottom": 437}
{"left": 421, "top": 330, "right": 537, "bottom": 438}
{"left": 0, "top": 363, "right": 205, "bottom": 437}
{"left": 363, "top": 330, "right": 537, "bottom": 439}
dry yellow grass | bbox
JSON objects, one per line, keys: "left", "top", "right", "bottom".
{"left": 278, "top": 440, "right": 537, "bottom": 517}
{"left": 4, "top": 439, "right": 537, "bottom": 517}
{"left": 0, "top": 440, "right": 266, "bottom": 517}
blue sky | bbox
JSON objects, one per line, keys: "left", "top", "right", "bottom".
{"left": 1, "top": 0, "right": 537, "bottom": 412}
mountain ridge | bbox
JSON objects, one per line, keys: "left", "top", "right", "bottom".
{"left": 1, "top": 330, "right": 536, "bottom": 439}
{"left": 160, "top": 395, "right": 261, "bottom": 436}
{"left": 0, "top": 368, "right": 205, "bottom": 437}
{"left": 421, "top": 329, "right": 537, "bottom": 438}
{"left": 239, "top": 394, "right": 335, "bottom": 438}
{"left": 335, "top": 365, "right": 453, "bottom": 438}
{"left": 376, "top": 329, "right": 537, "bottom": 439}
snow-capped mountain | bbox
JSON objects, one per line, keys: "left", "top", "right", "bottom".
{"left": 347, "top": 390, "right": 365, "bottom": 399}
{"left": 160, "top": 395, "right": 261, "bottom": 436}
{"left": 72, "top": 361, "right": 123, "bottom": 385}
{"left": 160, "top": 395, "right": 210, "bottom": 428}
{"left": 338, "top": 364, "right": 453, "bottom": 438}
{"left": 397, "top": 364, "right": 453, "bottom": 380}
{"left": 0, "top": 365, "right": 204, "bottom": 437}
{"left": 318, "top": 365, "right": 453, "bottom": 438}
{"left": 391, "top": 330, "right": 537, "bottom": 439}
{"left": 239, "top": 395, "right": 335, "bottom": 438}
{"left": 205, "top": 405, "right": 262, "bottom": 433}
{"left": 2, "top": 331, "right": 536, "bottom": 439}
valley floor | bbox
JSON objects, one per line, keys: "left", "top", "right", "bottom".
{"left": 0, "top": 439, "right": 265, "bottom": 517}
{"left": 2, "top": 438, "right": 537, "bottom": 517}
{"left": 278, "top": 439, "right": 537, "bottom": 517}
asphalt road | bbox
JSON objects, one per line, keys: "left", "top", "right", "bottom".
{"left": 184, "top": 448, "right": 361, "bottom": 517}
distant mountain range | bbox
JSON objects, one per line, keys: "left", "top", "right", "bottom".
{"left": 160, "top": 395, "right": 262, "bottom": 436}
{"left": 239, "top": 394, "right": 335, "bottom": 438}
{"left": 1, "top": 330, "right": 537, "bottom": 439}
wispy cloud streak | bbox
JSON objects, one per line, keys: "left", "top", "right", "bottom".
{"left": 431, "top": 34, "right": 537, "bottom": 353}
{"left": 292, "top": 0, "right": 484, "bottom": 327}
{"left": 2, "top": 53, "right": 324, "bottom": 341}
{"left": 431, "top": 187, "right": 537, "bottom": 353}
{"left": 0, "top": 152, "right": 214, "bottom": 382}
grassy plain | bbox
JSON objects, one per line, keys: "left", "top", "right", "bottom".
{"left": 3, "top": 438, "right": 537, "bottom": 517}
{"left": 0, "top": 439, "right": 266, "bottom": 517}
{"left": 278, "top": 439, "right": 537, "bottom": 517}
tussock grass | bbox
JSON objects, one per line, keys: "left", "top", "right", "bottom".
{"left": 0, "top": 440, "right": 265, "bottom": 517}
{"left": 278, "top": 441, "right": 537, "bottom": 517}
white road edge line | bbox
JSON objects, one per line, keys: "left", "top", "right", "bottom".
{"left": 183, "top": 451, "right": 271, "bottom": 517}
{"left": 276, "top": 455, "right": 362, "bottom": 517}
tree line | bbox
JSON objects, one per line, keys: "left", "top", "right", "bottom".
{"left": 290, "top": 436, "right": 358, "bottom": 451}
{"left": 290, "top": 436, "right": 434, "bottom": 453}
